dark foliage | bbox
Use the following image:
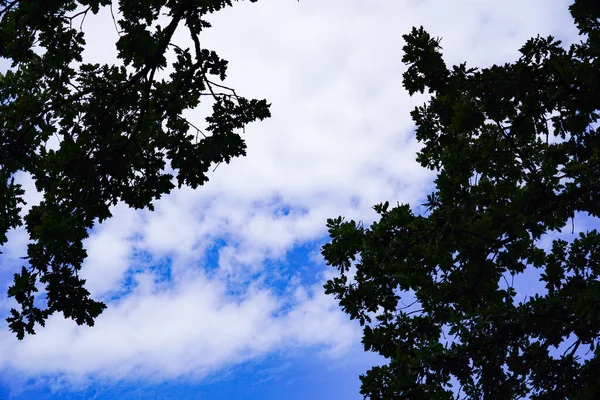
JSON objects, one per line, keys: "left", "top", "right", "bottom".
{"left": 323, "top": 1, "right": 600, "bottom": 398}
{"left": 0, "top": 0, "right": 270, "bottom": 339}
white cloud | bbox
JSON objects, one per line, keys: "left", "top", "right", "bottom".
{"left": 0, "top": 272, "right": 358, "bottom": 384}
{"left": 0, "top": 0, "right": 582, "bottom": 389}
{"left": 79, "top": 203, "right": 143, "bottom": 297}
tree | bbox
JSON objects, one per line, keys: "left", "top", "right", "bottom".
{"left": 322, "top": 1, "right": 600, "bottom": 398}
{"left": 0, "top": 0, "right": 270, "bottom": 339}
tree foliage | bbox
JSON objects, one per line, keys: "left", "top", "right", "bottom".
{"left": 0, "top": 0, "right": 270, "bottom": 339}
{"left": 323, "top": 1, "right": 600, "bottom": 398}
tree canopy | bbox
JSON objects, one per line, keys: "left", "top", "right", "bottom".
{"left": 323, "top": 1, "right": 600, "bottom": 398}
{"left": 0, "top": 0, "right": 270, "bottom": 339}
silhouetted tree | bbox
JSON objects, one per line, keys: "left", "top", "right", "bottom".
{"left": 0, "top": 0, "right": 270, "bottom": 339}
{"left": 323, "top": 1, "right": 600, "bottom": 398}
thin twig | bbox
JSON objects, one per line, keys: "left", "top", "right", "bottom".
{"left": 65, "top": 5, "right": 91, "bottom": 30}
{"left": 562, "top": 339, "right": 581, "bottom": 358}
{"left": 0, "top": 0, "right": 19, "bottom": 19}
{"left": 110, "top": 0, "right": 122, "bottom": 36}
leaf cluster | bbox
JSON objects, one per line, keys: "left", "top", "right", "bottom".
{"left": 323, "top": 1, "right": 600, "bottom": 398}
{"left": 0, "top": 0, "right": 269, "bottom": 339}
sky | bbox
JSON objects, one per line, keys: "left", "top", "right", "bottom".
{"left": 0, "top": 0, "right": 588, "bottom": 399}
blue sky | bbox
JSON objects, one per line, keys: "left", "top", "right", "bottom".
{"left": 0, "top": 0, "right": 585, "bottom": 399}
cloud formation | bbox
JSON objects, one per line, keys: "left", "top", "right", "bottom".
{"left": 0, "top": 0, "right": 582, "bottom": 390}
